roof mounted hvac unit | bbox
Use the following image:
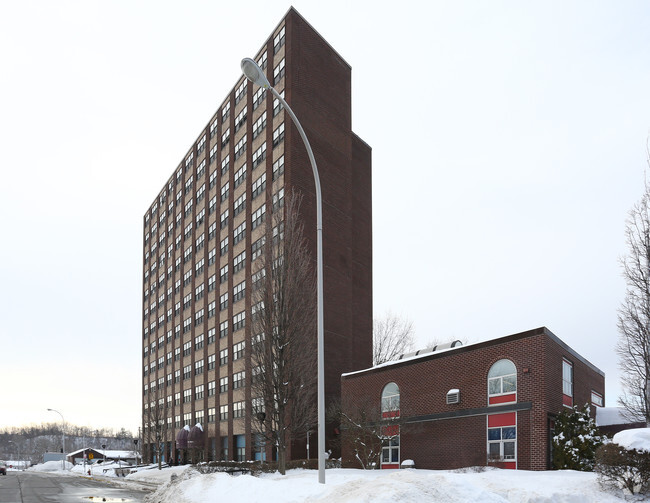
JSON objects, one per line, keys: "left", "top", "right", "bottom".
{"left": 446, "top": 389, "right": 460, "bottom": 405}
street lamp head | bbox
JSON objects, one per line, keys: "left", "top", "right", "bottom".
{"left": 241, "top": 58, "right": 270, "bottom": 89}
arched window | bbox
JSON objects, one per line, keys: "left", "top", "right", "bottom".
{"left": 381, "top": 382, "right": 400, "bottom": 417}
{"left": 488, "top": 359, "right": 517, "bottom": 405}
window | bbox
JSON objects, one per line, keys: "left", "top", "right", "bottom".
{"left": 381, "top": 430, "right": 400, "bottom": 468}
{"left": 196, "top": 183, "right": 206, "bottom": 204}
{"left": 488, "top": 425, "right": 516, "bottom": 462}
{"left": 195, "top": 359, "right": 204, "bottom": 375}
{"left": 209, "top": 169, "right": 218, "bottom": 191}
{"left": 487, "top": 359, "right": 516, "bottom": 406}
{"left": 220, "top": 209, "right": 229, "bottom": 230}
{"left": 221, "top": 154, "right": 230, "bottom": 176}
{"left": 208, "top": 407, "right": 216, "bottom": 423}
{"left": 273, "top": 58, "right": 285, "bottom": 85}
{"left": 234, "top": 164, "right": 247, "bottom": 188}
{"left": 251, "top": 237, "right": 265, "bottom": 261}
{"left": 273, "top": 91, "right": 284, "bottom": 117}
{"left": 235, "top": 81, "right": 247, "bottom": 105}
{"left": 220, "top": 265, "right": 229, "bottom": 283}
{"left": 183, "top": 389, "right": 191, "bottom": 403}
{"left": 183, "top": 364, "right": 191, "bottom": 380}
{"left": 563, "top": 359, "right": 573, "bottom": 407}
{"left": 252, "top": 111, "right": 266, "bottom": 139}
{"left": 234, "top": 193, "right": 246, "bottom": 217}
{"left": 220, "top": 404, "right": 228, "bottom": 421}
{"left": 208, "top": 274, "right": 216, "bottom": 292}
{"left": 252, "top": 173, "right": 266, "bottom": 199}
{"left": 253, "top": 87, "right": 265, "bottom": 111}
{"left": 233, "top": 341, "right": 245, "bottom": 360}
{"left": 209, "top": 221, "right": 217, "bottom": 240}
{"left": 252, "top": 269, "right": 266, "bottom": 291}
{"left": 251, "top": 205, "right": 266, "bottom": 230}
{"left": 174, "top": 370, "right": 180, "bottom": 383}
{"left": 207, "top": 353, "right": 216, "bottom": 370}
{"left": 233, "top": 401, "right": 245, "bottom": 419}
{"left": 208, "top": 300, "right": 216, "bottom": 318}
{"left": 257, "top": 51, "right": 267, "bottom": 70}
{"left": 220, "top": 376, "right": 229, "bottom": 393}
{"left": 272, "top": 123, "right": 284, "bottom": 147}
{"left": 196, "top": 258, "right": 205, "bottom": 275}
{"left": 272, "top": 188, "right": 284, "bottom": 212}
{"left": 207, "top": 327, "right": 216, "bottom": 345}
{"left": 381, "top": 382, "right": 400, "bottom": 418}
{"left": 210, "top": 119, "right": 218, "bottom": 139}
{"left": 208, "top": 248, "right": 217, "bottom": 266}
{"left": 220, "top": 292, "right": 229, "bottom": 311}
{"left": 233, "top": 251, "right": 246, "bottom": 274}
{"left": 196, "top": 282, "right": 205, "bottom": 299}
{"left": 183, "top": 246, "right": 192, "bottom": 264}
{"left": 591, "top": 391, "right": 603, "bottom": 407}
{"left": 234, "top": 135, "right": 247, "bottom": 160}
{"left": 183, "top": 317, "right": 191, "bottom": 333}
{"left": 233, "top": 371, "right": 245, "bottom": 390}
{"left": 272, "top": 155, "right": 284, "bottom": 180}
{"left": 209, "top": 144, "right": 219, "bottom": 165}
{"left": 195, "top": 333, "right": 204, "bottom": 350}
{"left": 183, "top": 293, "right": 192, "bottom": 310}
{"left": 233, "top": 311, "right": 245, "bottom": 331}
{"left": 220, "top": 320, "right": 228, "bottom": 339}
{"left": 234, "top": 106, "right": 247, "bottom": 132}
{"left": 220, "top": 236, "right": 229, "bottom": 257}
{"left": 208, "top": 380, "right": 216, "bottom": 396}
{"left": 222, "top": 102, "right": 230, "bottom": 123}
{"left": 219, "top": 348, "right": 228, "bottom": 366}
{"left": 233, "top": 281, "right": 245, "bottom": 303}
{"left": 221, "top": 181, "right": 230, "bottom": 202}
{"left": 174, "top": 347, "right": 181, "bottom": 361}
{"left": 273, "top": 26, "right": 285, "bottom": 54}
{"left": 195, "top": 384, "right": 204, "bottom": 400}
{"left": 197, "top": 159, "right": 206, "bottom": 179}
{"left": 252, "top": 143, "right": 266, "bottom": 168}
{"left": 233, "top": 221, "right": 246, "bottom": 245}
{"left": 183, "top": 341, "right": 192, "bottom": 356}
{"left": 209, "top": 194, "right": 217, "bottom": 214}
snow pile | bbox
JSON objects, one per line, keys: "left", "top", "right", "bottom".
{"left": 612, "top": 428, "right": 650, "bottom": 453}
{"left": 141, "top": 467, "right": 626, "bottom": 503}
{"left": 28, "top": 460, "right": 73, "bottom": 472}
{"left": 126, "top": 464, "right": 190, "bottom": 484}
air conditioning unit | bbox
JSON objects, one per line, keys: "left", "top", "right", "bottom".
{"left": 446, "top": 389, "right": 460, "bottom": 404}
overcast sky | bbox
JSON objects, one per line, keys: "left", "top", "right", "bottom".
{"left": 0, "top": 0, "right": 649, "bottom": 434}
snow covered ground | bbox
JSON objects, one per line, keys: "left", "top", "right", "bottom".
{"left": 24, "top": 429, "right": 650, "bottom": 502}
{"left": 138, "top": 466, "right": 630, "bottom": 503}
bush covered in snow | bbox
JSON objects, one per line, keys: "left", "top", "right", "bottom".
{"left": 552, "top": 404, "right": 604, "bottom": 471}
{"left": 595, "top": 442, "right": 650, "bottom": 495}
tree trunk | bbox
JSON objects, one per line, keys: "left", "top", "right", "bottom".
{"left": 278, "top": 445, "right": 287, "bottom": 475}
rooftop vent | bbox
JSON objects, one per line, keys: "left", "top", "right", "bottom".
{"left": 398, "top": 340, "right": 463, "bottom": 361}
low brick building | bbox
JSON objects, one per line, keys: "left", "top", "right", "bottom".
{"left": 340, "top": 327, "right": 605, "bottom": 470}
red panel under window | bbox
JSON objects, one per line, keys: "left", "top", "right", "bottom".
{"left": 488, "top": 412, "right": 516, "bottom": 427}
{"left": 489, "top": 393, "right": 516, "bottom": 405}
{"left": 563, "top": 394, "right": 573, "bottom": 407}
{"left": 381, "top": 463, "right": 399, "bottom": 469}
{"left": 382, "top": 410, "right": 400, "bottom": 419}
{"left": 503, "top": 461, "right": 516, "bottom": 470}
{"left": 382, "top": 425, "right": 399, "bottom": 437}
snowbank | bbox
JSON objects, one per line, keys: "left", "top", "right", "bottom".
{"left": 612, "top": 428, "right": 650, "bottom": 453}
{"left": 28, "top": 460, "right": 73, "bottom": 472}
{"left": 141, "top": 467, "right": 625, "bottom": 503}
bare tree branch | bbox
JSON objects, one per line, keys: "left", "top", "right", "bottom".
{"left": 373, "top": 313, "right": 415, "bottom": 365}
{"left": 249, "top": 191, "right": 317, "bottom": 474}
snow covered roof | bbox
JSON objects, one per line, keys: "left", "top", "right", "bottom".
{"left": 67, "top": 448, "right": 138, "bottom": 458}
{"left": 596, "top": 407, "right": 644, "bottom": 427}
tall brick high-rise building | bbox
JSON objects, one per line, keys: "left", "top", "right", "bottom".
{"left": 141, "top": 7, "right": 372, "bottom": 463}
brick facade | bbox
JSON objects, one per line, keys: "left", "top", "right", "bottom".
{"left": 141, "top": 7, "right": 372, "bottom": 464}
{"left": 340, "top": 327, "right": 605, "bottom": 470}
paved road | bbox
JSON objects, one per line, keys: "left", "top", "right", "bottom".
{"left": 0, "top": 471, "right": 153, "bottom": 503}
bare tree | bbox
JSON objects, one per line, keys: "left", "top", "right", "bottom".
{"left": 373, "top": 313, "right": 415, "bottom": 365}
{"left": 143, "top": 386, "right": 168, "bottom": 469}
{"left": 617, "top": 164, "right": 650, "bottom": 426}
{"left": 250, "top": 192, "right": 317, "bottom": 474}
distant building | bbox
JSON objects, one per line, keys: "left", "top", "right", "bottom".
{"left": 340, "top": 327, "right": 605, "bottom": 470}
{"left": 67, "top": 448, "right": 139, "bottom": 465}
{"left": 596, "top": 407, "right": 646, "bottom": 436}
{"left": 141, "top": 7, "right": 372, "bottom": 463}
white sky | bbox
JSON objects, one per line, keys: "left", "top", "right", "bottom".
{"left": 0, "top": 0, "right": 649, "bottom": 434}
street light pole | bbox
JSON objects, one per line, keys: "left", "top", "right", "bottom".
{"left": 241, "top": 57, "right": 326, "bottom": 484}
{"left": 46, "top": 408, "right": 65, "bottom": 470}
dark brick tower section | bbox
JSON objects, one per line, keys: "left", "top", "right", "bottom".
{"left": 340, "top": 327, "right": 605, "bottom": 471}
{"left": 282, "top": 10, "right": 373, "bottom": 414}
